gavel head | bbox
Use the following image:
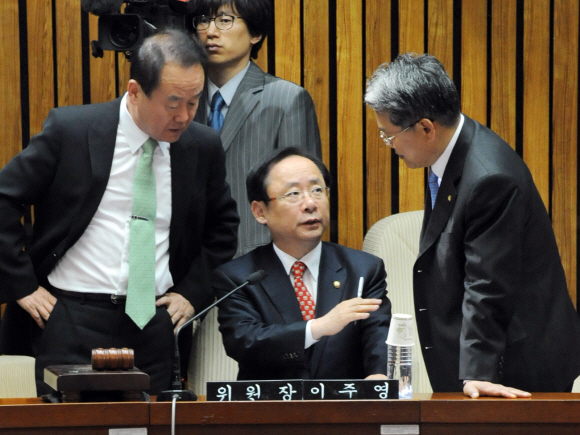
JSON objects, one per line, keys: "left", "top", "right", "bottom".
{"left": 91, "top": 347, "right": 134, "bottom": 371}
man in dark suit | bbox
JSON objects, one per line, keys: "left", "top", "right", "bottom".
{"left": 212, "top": 147, "right": 391, "bottom": 380}
{"left": 365, "top": 53, "right": 580, "bottom": 397}
{"left": 189, "top": 0, "right": 321, "bottom": 257}
{"left": 0, "top": 29, "right": 239, "bottom": 395}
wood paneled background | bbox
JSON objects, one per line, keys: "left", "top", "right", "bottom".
{"left": 0, "top": 0, "right": 578, "bottom": 304}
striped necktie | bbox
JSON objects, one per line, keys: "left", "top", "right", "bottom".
{"left": 428, "top": 168, "right": 439, "bottom": 209}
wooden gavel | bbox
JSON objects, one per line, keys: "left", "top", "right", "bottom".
{"left": 91, "top": 348, "right": 134, "bottom": 371}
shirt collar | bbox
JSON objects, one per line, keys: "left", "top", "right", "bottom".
{"left": 207, "top": 61, "right": 251, "bottom": 107}
{"left": 431, "top": 113, "right": 464, "bottom": 180}
{"left": 273, "top": 242, "right": 322, "bottom": 283}
{"left": 119, "top": 93, "right": 170, "bottom": 156}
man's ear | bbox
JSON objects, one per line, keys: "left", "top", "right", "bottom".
{"left": 251, "top": 200, "right": 268, "bottom": 225}
{"left": 250, "top": 33, "right": 263, "bottom": 46}
{"left": 418, "top": 118, "right": 436, "bottom": 140}
{"left": 127, "top": 80, "right": 141, "bottom": 105}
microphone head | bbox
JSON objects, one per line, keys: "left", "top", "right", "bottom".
{"left": 81, "top": 0, "right": 124, "bottom": 16}
{"left": 246, "top": 270, "right": 267, "bottom": 284}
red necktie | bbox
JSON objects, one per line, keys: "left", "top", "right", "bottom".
{"left": 292, "top": 261, "right": 316, "bottom": 321}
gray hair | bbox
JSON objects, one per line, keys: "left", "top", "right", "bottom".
{"left": 364, "top": 53, "right": 461, "bottom": 128}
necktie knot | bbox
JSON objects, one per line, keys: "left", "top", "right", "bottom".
{"left": 209, "top": 91, "right": 225, "bottom": 132}
{"left": 142, "top": 137, "right": 158, "bottom": 156}
{"left": 292, "top": 261, "right": 306, "bottom": 279}
{"left": 428, "top": 168, "right": 439, "bottom": 209}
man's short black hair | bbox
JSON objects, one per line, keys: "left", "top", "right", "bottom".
{"left": 130, "top": 28, "right": 207, "bottom": 97}
{"left": 246, "top": 147, "right": 332, "bottom": 205}
{"left": 188, "top": 0, "right": 272, "bottom": 59}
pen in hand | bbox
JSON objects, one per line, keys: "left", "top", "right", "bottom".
{"left": 355, "top": 276, "right": 364, "bottom": 325}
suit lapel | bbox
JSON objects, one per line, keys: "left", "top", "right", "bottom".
{"left": 419, "top": 116, "right": 474, "bottom": 255}
{"left": 169, "top": 128, "right": 198, "bottom": 256}
{"left": 309, "top": 243, "right": 347, "bottom": 377}
{"left": 220, "top": 62, "right": 264, "bottom": 152}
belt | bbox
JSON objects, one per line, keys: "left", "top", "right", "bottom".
{"left": 51, "top": 287, "right": 128, "bottom": 304}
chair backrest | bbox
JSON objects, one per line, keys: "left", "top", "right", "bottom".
{"left": 0, "top": 355, "right": 37, "bottom": 398}
{"left": 362, "top": 210, "right": 432, "bottom": 393}
{"left": 187, "top": 309, "right": 238, "bottom": 396}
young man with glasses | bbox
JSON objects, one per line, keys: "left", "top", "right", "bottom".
{"left": 365, "top": 52, "right": 580, "bottom": 398}
{"left": 210, "top": 147, "right": 392, "bottom": 381}
{"left": 188, "top": 0, "right": 321, "bottom": 258}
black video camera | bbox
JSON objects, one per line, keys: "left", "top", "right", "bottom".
{"left": 88, "top": 0, "right": 190, "bottom": 58}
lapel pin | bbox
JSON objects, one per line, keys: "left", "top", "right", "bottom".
{"left": 333, "top": 281, "right": 341, "bottom": 288}
{"left": 448, "top": 195, "right": 452, "bottom": 201}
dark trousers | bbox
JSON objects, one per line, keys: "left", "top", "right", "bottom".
{"left": 33, "top": 290, "right": 174, "bottom": 396}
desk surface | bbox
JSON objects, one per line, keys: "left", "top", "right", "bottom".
{"left": 2, "top": 393, "right": 580, "bottom": 434}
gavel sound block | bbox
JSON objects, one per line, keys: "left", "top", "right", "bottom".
{"left": 43, "top": 348, "right": 150, "bottom": 402}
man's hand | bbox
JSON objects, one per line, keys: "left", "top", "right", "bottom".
{"left": 17, "top": 286, "right": 57, "bottom": 329}
{"left": 156, "top": 292, "right": 195, "bottom": 334}
{"left": 310, "top": 297, "right": 382, "bottom": 340}
{"left": 463, "top": 380, "right": 531, "bottom": 398}
{"left": 365, "top": 373, "right": 389, "bottom": 380}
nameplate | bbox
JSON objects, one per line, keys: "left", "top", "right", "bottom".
{"left": 206, "top": 379, "right": 398, "bottom": 401}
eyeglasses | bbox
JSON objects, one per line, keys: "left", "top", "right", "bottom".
{"left": 193, "top": 15, "right": 241, "bottom": 31}
{"left": 380, "top": 125, "right": 412, "bottom": 147}
{"left": 269, "top": 187, "right": 330, "bottom": 204}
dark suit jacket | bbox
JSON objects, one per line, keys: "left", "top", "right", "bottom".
{"left": 413, "top": 115, "right": 580, "bottom": 392}
{"left": 0, "top": 97, "right": 239, "bottom": 354}
{"left": 211, "top": 242, "right": 392, "bottom": 380}
{"left": 194, "top": 61, "right": 321, "bottom": 257}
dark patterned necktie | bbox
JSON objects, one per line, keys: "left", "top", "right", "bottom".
{"left": 208, "top": 91, "right": 225, "bottom": 132}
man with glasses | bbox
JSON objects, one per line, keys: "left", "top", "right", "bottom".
{"left": 365, "top": 52, "right": 580, "bottom": 397}
{"left": 210, "top": 147, "right": 392, "bottom": 381}
{"left": 188, "top": 0, "right": 321, "bottom": 258}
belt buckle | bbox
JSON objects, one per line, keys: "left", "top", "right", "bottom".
{"left": 111, "top": 294, "right": 120, "bottom": 304}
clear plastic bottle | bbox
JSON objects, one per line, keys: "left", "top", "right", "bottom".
{"left": 387, "top": 344, "right": 413, "bottom": 399}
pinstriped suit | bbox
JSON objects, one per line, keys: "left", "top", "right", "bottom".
{"left": 194, "top": 61, "right": 321, "bottom": 257}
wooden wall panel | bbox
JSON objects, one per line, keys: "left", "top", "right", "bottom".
{"left": 0, "top": 1, "right": 21, "bottom": 168}
{"left": 303, "top": 0, "right": 330, "bottom": 166}
{"left": 55, "top": 1, "right": 83, "bottom": 107}
{"left": 1, "top": 0, "right": 578, "bottom": 302}
{"left": 490, "top": 0, "right": 517, "bottom": 149}
{"left": 522, "top": 0, "right": 550, "bottom": 208}
{"left": 26, "top": 0, "right": 54, "bottom": 137}
{"left": 461, "top": 0, "right": 487, "bottom": 124}
{"left": 552, "top": 0, "right": 578, "bottom": 304}
{"left": 89, "top": 14, "right": 116, "bottom": 104}
{"left": 398, "top": 0, "right": 425, "bottom": 214}
{"left": 365, "top": 0, "right": 392, "bottom": 229}
{"left": 274, "top": 0, "right": 301, "bottom": 85}
{"left": 427, "top": 0, "right": 454, "bottom": 75}
{"left": 337, "top": 0, "right": 364, "bottom": 249}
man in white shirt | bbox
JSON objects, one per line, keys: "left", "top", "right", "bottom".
{"left": 211, "top": 147, "right": 391, "bottom": 381}
{"left": 0, "top": 29, "right": 238, "bottom": 396}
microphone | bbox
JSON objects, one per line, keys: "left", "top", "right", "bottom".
{"left": 81, "top": 0, "right": 124, "bottom": 16}
{"left": 157, "top": 270, "right": 267, "bottom": 401}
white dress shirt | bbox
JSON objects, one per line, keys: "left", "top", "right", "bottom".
{"left": 273, "top": 242, "right": 322, "bottom": 349}
{"left": 48, "top": 93, "right": 174, "bottom": 296}
{"left": 430, "top": 114, "right": 465, "bottom": 183}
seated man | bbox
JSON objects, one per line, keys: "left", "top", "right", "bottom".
{"left": 212, "top": 147, "right": 391, "bottom": 380}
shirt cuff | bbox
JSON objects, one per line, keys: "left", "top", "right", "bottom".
{"left": 305, "top": 319, "right": 320, "bottom": 349}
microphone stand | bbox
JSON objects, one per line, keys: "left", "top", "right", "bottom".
{"left": 157, "top": 270, "right": 267, "bottom": 401}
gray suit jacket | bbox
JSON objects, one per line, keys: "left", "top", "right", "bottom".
{"left": 413, "top": 115, "right": 580, "bottom": 392}
{"left": 194, "top": 61, "right": 321, "bottom": 257}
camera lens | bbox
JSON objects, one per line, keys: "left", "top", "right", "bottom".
{"left": 109, "top": 15, "right": 140, "bottom": 49}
